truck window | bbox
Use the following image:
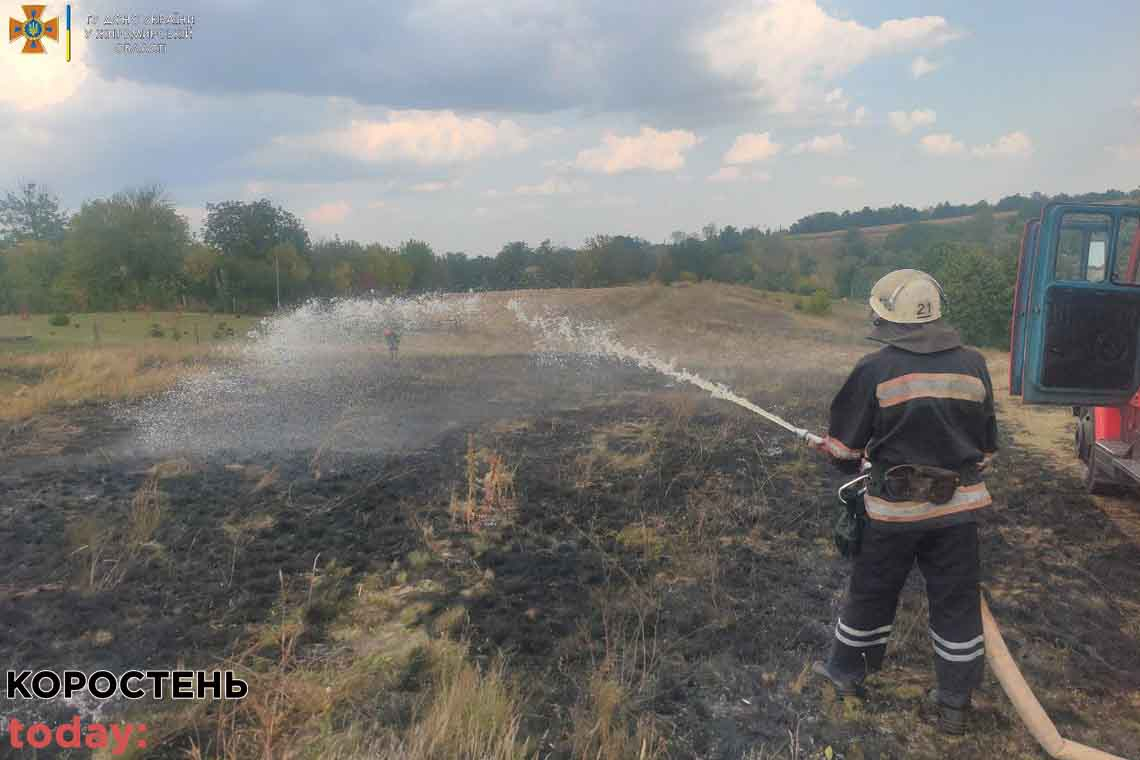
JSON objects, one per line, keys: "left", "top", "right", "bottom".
{"left": 1112, "top": 215, "right": 1140, "bottom": 285}
{"left": 1055, "top": 212, "right": 1111, "bottom": 282}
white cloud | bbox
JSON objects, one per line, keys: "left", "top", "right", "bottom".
{"left": 307, "top": 201, "right": 352, "bottom": 225}
{"left": 513, "top": 176, "right": 587, "bottom": 195}
{"left": 888, "top": 109, "right": 937, "bottom": 135}
{"left": 919, "top": 133, "right": 966, "bottom": 156}
{"left": 824, "top": 88, "right": 846, "bottom": 106}
{"left": 0, "top": 18, "right": 89, "bottom": 111}
{"left": 1133, "top": 96, "right": 1140, "bottom": 112}
{"left": 411, "top": 180, "right": 458, "bottom": 193}
{"left": 574, "top": 127, "right": 700, "bottom": 174}
{"left": 281, "top": 110, "right": 529, "bottom": 165}
{"left": 699, "top": 1, "right": 960, "bottom": 114}
{"left": 821, "top": 175, "right": 860, "bottom": 188}
{"left": 910, "top": 55, "right": 940, "bottom": 78}
{"left": 724, "top": 132, "right": 782, "bottom": 164}
{"left": 367, "top": 200, "right": 387, "bottom": 210}
{"left": 1108, "top": 143, "right": 1140, "bottom": 161}
{"left": 972, "top": 131, "right": 1034, "bottom": 158}
{"left": 708, "top": 166, "right": 772, "bottom": 183}
{"left": 792, "top": 133, "right": 849, "bottom": 155}
{"left": 851, "top": 106, "right": 868, "bottom": 126}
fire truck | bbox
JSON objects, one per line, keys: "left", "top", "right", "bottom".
{"left": 1009, "top": 202, "right": 1140, "bottom": 493}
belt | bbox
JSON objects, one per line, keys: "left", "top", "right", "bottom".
{"left": 868, "top": 462, "right": 982, "bottom": 505}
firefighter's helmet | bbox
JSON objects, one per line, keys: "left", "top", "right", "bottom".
{"left": 868, "top": 269, "right": 945, "bottom": 324}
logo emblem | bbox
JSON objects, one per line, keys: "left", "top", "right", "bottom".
{"left": 9, "top": 5, "right": 59, "bottom": 54}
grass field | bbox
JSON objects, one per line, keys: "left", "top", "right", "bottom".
{"left": 1, "top": 283, "right": 1137, "bottom": 760}
{"left": 0, "top": 310, "right": 253, "bottom": 352}
{"left": 0, "top": 311, "right": 254, "bottom": 419}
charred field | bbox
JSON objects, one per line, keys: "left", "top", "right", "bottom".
{"left": 1, "top": 284, "right": 1138, "bottom": 759}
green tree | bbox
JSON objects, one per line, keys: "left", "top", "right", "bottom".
{"left": 653, "top": 248, "right": 676, "bottom": 284}
{"left": 310, "top": 237, "right": 365, "bottom": 297}
{"left": 0, "top": 182, "right": 67, "bottom": 245}
{"left": 399, "top": 239, "right": 439, "bottom": 291}
{"left": 267, "top": 242, "right": 312, "bottom": 304}
{"left": 929, "top": 243, "right": 1017, "bottom": 347}
{"left": 183, "top": 243, "right": 221, "bottom": 305}
{"left": 834, "top": 259, "right": 858, "bottom": 298}
{"left": 495, "top": 241, "right": 535, "bottom": 289}
{"left": 362, "top": 244, "right": 413, "bottom": 294}
{"left": 1, "top": 240, "right": 67, "bottom": 311}
{"left": 64, "top": 186, "right": 191, "bottom": 309}
{"left": 204, "top": 199, "right": 311, "bottom": 307}
{"left": 840, "top": 228, "right": 869, "bottom": 261}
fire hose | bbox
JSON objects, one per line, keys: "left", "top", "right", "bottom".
{"left": 754, "top": 408, "right": 1127, "bottom": 759}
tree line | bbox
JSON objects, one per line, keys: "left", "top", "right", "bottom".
{"left": 2, "top": 182, "right": 1133, "bottom": 348}
{"left": 0, "top": 184, "right": 806, "bottom": 314}
{"left": 789, "top": 188, "right": 1140, "bottom": 234}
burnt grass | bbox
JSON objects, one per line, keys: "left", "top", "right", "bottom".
{"left": 2, "top": 388, "right": 1139, "bottom": 759}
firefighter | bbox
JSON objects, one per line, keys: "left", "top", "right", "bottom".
{"left": 384, "top": 326, "right": 401, "bottom": 360}
{"left": 811, "top": 269, "right": 998, "bottom": 735}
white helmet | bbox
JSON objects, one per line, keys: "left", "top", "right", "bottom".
{"left": 868, "top": 269, "right": 945, "bottom": 324}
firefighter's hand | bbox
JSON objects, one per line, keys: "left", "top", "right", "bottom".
{"left": 978, "top": 452, "right": 995, "bottom": 474}
{"left": 804, "top": 433, "right": 828, "bottom": 454}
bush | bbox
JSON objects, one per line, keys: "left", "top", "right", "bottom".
{"left": 49, "top": 313, "right": 70, "bottom": 327}
{"left": 933, "top": 244, "right": 1017, "bottom": 347}
{"left": 148, "top": 323, "right": 165, "bottom": 338}
{"left": 801, "top": 289, "right": 832, "bottom": 316}
{"left": 678, "top": 271, "right": 699, "bottom": 283}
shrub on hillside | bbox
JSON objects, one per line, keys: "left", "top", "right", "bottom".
{"left": 933, "top": 244, "right": 1017, "bottom": 348}
{"left": 678, "top": 271, "right": 699, "bottom": 283}
{"left": 148, "top": 323, "right": 165, "bottom": 338}
{"left": 49, "top": 313, "right": 70, "bottom": 327}
{"left": 801, "top": 289, "right": 832, "bottom": 316}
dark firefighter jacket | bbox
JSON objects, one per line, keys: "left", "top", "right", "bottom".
{"left": 823, "top": 320, "right": 998, "bottom": 528}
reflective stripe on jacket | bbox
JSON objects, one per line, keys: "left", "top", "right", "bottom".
{"left": 826, "top": 341, "right": 998, "bottom": 527}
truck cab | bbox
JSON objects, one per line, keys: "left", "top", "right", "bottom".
{"left": 1010, "top": 202, "right": 1140, "bottom": 492}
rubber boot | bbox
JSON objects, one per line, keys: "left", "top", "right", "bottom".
{"left": 928, "top": 688, "right": 970, "bottom": 735}
{"left": 812, "top": 661, "right": 865, "bottom": 698}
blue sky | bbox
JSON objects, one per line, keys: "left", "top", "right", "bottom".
{"left": 2, "top": 0, "right": 1138, "bottom": 253}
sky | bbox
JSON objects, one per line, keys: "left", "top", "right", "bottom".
{"left": 2, "top": 0, "right": 1138, "bottom": 254}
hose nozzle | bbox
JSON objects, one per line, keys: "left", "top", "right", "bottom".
{"left": 795, "top": 429, "right": 824, "bottom": 447}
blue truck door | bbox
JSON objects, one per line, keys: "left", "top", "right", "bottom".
{"left": 1009, "top": 219, "right": 1039, "bottom": 396}
{"left": 1021, "top": 203, "right": 1140, "bottom": 406}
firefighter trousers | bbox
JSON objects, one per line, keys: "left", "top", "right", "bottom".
{"left": 826, "top": 521, "right": 983, "bottom": 703}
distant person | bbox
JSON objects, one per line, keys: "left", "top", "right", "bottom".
{"left": 384, "top": 326, "right": 401, "bottom": 360}
{"left": 812, "top": 269, "right": 998, "bottom": 735}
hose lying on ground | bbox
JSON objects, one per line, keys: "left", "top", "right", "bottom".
{"left": 980, "top": 595, "right": 1128, "bottom": 760}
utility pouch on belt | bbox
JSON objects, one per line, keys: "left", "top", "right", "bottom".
{"left": 834, "top": 475, "right": 869, "bottom": 559}
{"left": 881, "top": 464, "right": 960, "bottom": 505}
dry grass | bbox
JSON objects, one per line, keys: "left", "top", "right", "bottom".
{"left": 0, "top": 343, "right": 218, "bottom": 421}
{"left": 451, "top": 435, "right": 518, "bottom": 531}
{"left": 67, "top": 473, "right": 165, "bottom": 592}
{"left": 373, "top": 649, "right": 530, "bottom": 760}
{"left": 174, "top": 568, "right": 531, "bottom": 760}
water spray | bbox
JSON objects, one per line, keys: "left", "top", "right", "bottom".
{"left": 507, "top": 300, "right": 824, "bottom": 446}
